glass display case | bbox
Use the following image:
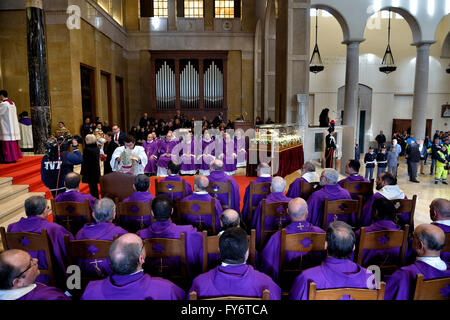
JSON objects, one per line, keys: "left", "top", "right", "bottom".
{"left": 251, "top": 123, "right": 303, "bottom": 150}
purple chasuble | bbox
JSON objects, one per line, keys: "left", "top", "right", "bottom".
{"left": 207, "top": 170, "right": 240, "bottom": 213}
{"left": 200, "top": 139, "right": 215, "bottom": 171}
{"left": 289, "top": 257, "right": 373, "bottom": 300}
{"left": 122, "top": 191, "right": 155, "bottom": 231}
{"left": 18, "top": 118, "right": 32, "bottom": 126}
{"left": 179, "top": 140, "right": 198, "bottom": 173}
{"left": 286, "top": 177, "right": 315, "bottom": 200}
{"left": 160, "top": 175, "right": 193, "bottom": 200}
{"left": 306, "top": 184, "right": 353, "bottom": 228}
{"left": 235, "top": 137, "right": 247, "bottom": 165}
{"left": 189, "top": 264, "right": 281, "bottom": 300}
{"left": 137, "top": 220, "right": 203, "bottom": 278}
{"left": 179, "top": 193, "right": 223, "bottom": 233}
{"left": 221, "top": 140, "right": 237, "bottom": 173}
{"left": 385, "top": 260, "right": 450, "bottom": 300}
{"left": 142, "top": 140, "right": 159, "bottom": 173}
{"left": 241, "top": 176, "right": 273, "bottom": 227}
{"left": 157, "top": 139, "right": 179, "bottom": 168}
{"left": 81, "top": 270, "right": 185, "bottom": 300}
{"left": 17, "top": 282, "right": 70, "bottom": 300}
{"left": 251, "top": 192, "right": 292, "bottom": 246}
{"left": 7, "top": 216, "right": 74, "bottom": 286}
{"left": 360, "top": 193, "right": 409, "bottom": 228}
{"left": 260, "top": 221, "right": 326, "bottom": 282}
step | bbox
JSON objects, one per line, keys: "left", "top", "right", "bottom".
{"left": 8, "top": 165, "right": 41, "bottom": 185}
{"left": 0, "top": 177, "right": 12, "bottom": 188}
{"left": 0, "top": 156, "right": 42, "bottom": 176}
{"left": 0, "top": 184, "right": 29, "bottom": 205}
{"left": 0, "top": 192, "right": 46, "bottom": 227}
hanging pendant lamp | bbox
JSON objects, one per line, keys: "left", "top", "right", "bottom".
{"left": 310, "top": 9, "right": 324, "bottom": 74}
{"left": 380, "top": 10, "right": 397, "bottom": 74}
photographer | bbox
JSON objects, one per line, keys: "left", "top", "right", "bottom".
{"left": 41, "top": 135, "right": 83, "bottom": 198}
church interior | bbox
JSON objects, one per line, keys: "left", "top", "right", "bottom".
{"left": 0, "top": 0, "right": 449, "bottom": 302}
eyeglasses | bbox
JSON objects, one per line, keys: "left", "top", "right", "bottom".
{"left": 15, "top": 258, "right": 37, "bottom": 279}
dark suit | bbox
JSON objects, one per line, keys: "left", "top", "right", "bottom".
{"left": 113, "top": 131, "right": 126, "bottom": 146}
{"left": 103, "top": 141, "right": 118, "bottom": 175}
{"left": 81, "top": 144, "right": 100, "bottom": 198}
{"left": 406, "top": 143, "right": 420, "bottom": 181}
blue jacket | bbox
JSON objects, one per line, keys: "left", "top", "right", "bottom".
{"left": 41, "top": 150, "right": 83, "bottom": 192}
{"left": 386, "top": 151, "right": 398, "bottom": 167}
{"left": 376, "top": 152, "right": 388, "bottom": 168}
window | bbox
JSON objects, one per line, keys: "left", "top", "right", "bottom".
{"left": 184, "top": 0, "right": 203, "bottom": 18}
{"left": 215, "top": 0, "right": 234, "bottom": 18}
{"left": 154, "top": 0, "right": 168, "bottom": 17}
{"left": 96, "top": 0, "right": 124, "bottom": 25}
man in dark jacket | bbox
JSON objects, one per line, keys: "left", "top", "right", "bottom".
{"left": 430, "top": 139, "right": 442, "bottom": 175}
{"left": 375, "top": 130, "right": 386, "bottom": 151}
{"left": 406, "top": 140, "right": 421, "bottom": 183}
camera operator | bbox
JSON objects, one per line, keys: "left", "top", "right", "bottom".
{"left": 41, "top": 135, "right": 83, "bottom": 198}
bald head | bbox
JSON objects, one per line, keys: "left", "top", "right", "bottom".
{"left": 0, "top": 249, "right": 39, "bottom": 289}
{"left": 221, "top": 209, "right": 240, "bottom": 230}
{"left": 65, "top": 172, "right": 81, "bottom": 189}
{"left": 109, "top": 234, "right": 144, "bottom": 275}
{"left": 413, "top": 224, "right": 446, "bottom": 257}
{"left": 194, "top": 175, "right": 209, "bottom": 192}
{"left": 271, "top": 176, "right": 286, "bottom": 193}
{"left": 210, "top": 159, "right": 224, "bottom": 171}
{"left": 288, "top": 198, "right": 308, "bottom": 221}
{"left": 430, "top": 198, "right": 450, "bottom": 221}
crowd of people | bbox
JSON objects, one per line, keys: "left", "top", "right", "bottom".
{"left": 0, "top": 157, "right": 449, "bottom": 300}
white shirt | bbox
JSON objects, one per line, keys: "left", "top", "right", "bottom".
{"left": 221, "top": 262, "right": 247, "bottom": 267}
{"left": 0, "top": 284, "right": 36, "bottom": 300}
{"left": 416, "top": 257, "right": 447, "bottom": 271}
{"left": 194, "top": 191, "right": 209, "bottom": 195}
{"left": 434, "top": 220, "right": 450, "bottom": 227}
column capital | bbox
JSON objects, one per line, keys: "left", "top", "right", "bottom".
{"left": 411, "top": 40, "right": 436, "bottom": 47}
{"left": 26, "top": 0, "right": 43, "bottom": 9}
{"left": 341, "top": 39, "right": 365, "bottom": 45}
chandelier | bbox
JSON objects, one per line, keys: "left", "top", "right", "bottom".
{"left": 310, "top": 9, "right": 324, "bottom": 74}
{"left": 380, "top": 10, "right": 397, "bottom": 74}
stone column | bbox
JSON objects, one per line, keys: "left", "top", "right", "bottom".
{"left": 411, "top": 43, "right": 432, "bottom": 139}
{"left": 168, "top": 0, "right": 177, "bottom": 31}
{"left": 342, "top": 40, "right": 362, "bottom": 137}
{"left": 26, "top": 0, "right": 51, "bottom": 154}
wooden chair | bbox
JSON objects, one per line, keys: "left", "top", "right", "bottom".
{"left": 260, "top": 200, "right": 290, "bottom": 248}
{"left": 116, "top": 201, "right": 152, "bottom": 233}
{"left": 189, "top": 289, "right": 270, "bottom": 300}
{"left": 50, "top": 199, "right": 92, "bottom": 235}
{"left": 391, "top": 195, "right": 417, "bottom": 229}
{"left": 248, "top": 182, "right": 271, "bottom": 224}
{"left": 177, "top": 200, "right": 217, "bottom": 235}
{"left": 299, "top": 181, "right": 320, "bottom": 200}
{"left": 356, "top": 225, "right": 409, "bottom": 273}
{"left": 207, "top": 181, "right": 232, "bottom": 210}
{"left": 0, "top": 227, "right": 55, "bottom": 286}
{"left": 442, "top": 233, "right": 450, "bottom": 256}
{"left": 308, "top": 281, "right": 386, "bottom": 300}
{"left": 201, "top": 229, "right": 256, "bottom": 272}
{"left": 155, "top": 179, "right": 186, "bottom": 201}
{"left": 413, "top": 274, "right": 450, "bottom": 300}
{"left": 64, "top": 235, "right": 116, "bottom": 286}
{"left": 343, "top": 180, "right": 374, "bottom": 198}
{"left": 100, "top": 172, "right": 135, "bottom": 201}
{"left": 279, "top": 229, "right": 326, "bottom": 290}
{"left": 322, "top": 197, "right": 361, "bottom": 230}
{"left": 143, "top": 233, "right": 187, "bottom": 285}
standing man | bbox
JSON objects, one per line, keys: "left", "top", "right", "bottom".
{"left": 375, "top": 130, "right": 386, "bottom": 151}
{"left": 418, "top": 139, "right": 427, "bottom": 175}
{"left": 430, "top": 138, "right": 442, "bottom": 175}
{"left": 324, "top": 128, "right": 336, "bottom": 168}
{"left": 0, "top": 90, "right": 22, "bottom": 163}
{"left": 112, "top": 125, "right": 126, "bottom": 146}
{"left": 405, "top": 140, "right": 421, "bottom": 183}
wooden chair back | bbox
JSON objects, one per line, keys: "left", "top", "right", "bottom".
{"left": 443, "top": 233, "right": 450, "bottom": 253}
{"left": 155, "top": 179, "right": 186, "bottom": 201}
{"left": 248, "top": 182, "right": 271, "bottom": 223}
{"left": 51, "top": 199, "right": 92, "bottom": 235}
{"left": 356, "top": 225, "right": 409, "bottom": 270}
{"left": 100, "top": 172, "right": 135, "bottom": 201}
{"left": 300, "top": 181, "right": 320, "bottom": 199}
{"left": 177, "top": 200, "right": 217, "bottom": 235}
{"left": 260, "top": 200, "right": 290, "bottom": 248}
{"left": 189, "top": 289, "right": 270, "bottom": 300}
{"left": 201, "top": 229, "right": 256, "bottom": 272}
{"left": 308, "top": 281, "right": 386, "bottom": 300}
{"left": 0, "top": 227, "right": 55, "bottom": 286}
{"left": 207, "top": 181, "right": 232, "bottom": 209}
{"left": 143, "top": 233, "right": 187, "bottom": 281}
{"left": 391, "top": 195, "right": 417, "bottom": 228}
{"left": 413, "top": 274, "right": 450, "bottom": 300}
{"left": 116, "top": 201, "right": 153, "bottom": 232}
{"left": 343, "top": 180, "right": 374, "bottom": 195}
{"left": 322, "top": 197, "right": 361, "bottom": 230}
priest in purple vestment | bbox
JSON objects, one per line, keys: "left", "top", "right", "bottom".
{"left": 7, "top": 196, "right": 74, "bottom": 287}
{"left": 0, "top": 250, "right": 70, "bottom": 300}
{"left": 137, "top": 195, "right": 203, "bottom": 278}
{"left": 218, "top": 133, "right": 238, "bottom": 175}
{"left": 179, "top": 132, "right": 198, "bottom": 175}
{"left": 122, "top": 174, "right": 155, "bottom": 231}
{"left": 199, "top": 130, "right": 215, "bottom": 176}
{"left": 208, "top": 159, "right": 240, "bottom": 212}
{"left": 338, "top": 160, "right": 372, "bottom": 203}
{"left": 289, "top": 221, "right": 374, "bottom": 300}
{"left": 235, "top": 129, "right": 247, "bottom": 168}
{"left": 75, "top": 198, "right": 128, "bottom": 279}
{"left": 385, "top": 224, "right": 450, "bottom": 300}
{"left": 156, "top": 131, "right": 180, "bottom": 177}
{"left": 286, "top": 161, "right": 320, "bottom": 200}
{"left": 142, "top": 133, "right": 159, "bottom": 175}
{"left": 179, "top": 175, "right": 223, "bottom": 233}
{"left": 360, "top": 172, "right": 407, "bottom": 228}
{"left": 189, "top": 228, "right": 281, "bottom": 300}
{"left": 260, "top": 198, "right": 326, "bottom": 283}
{"left": 159, "top": 161, "right": 193, "bottom": 201}
{"left": 81, "top": 234, "right": 185, "bottom": 300}
{"left": 429, "top": 198, "right": 450, "bottom": 262}
{"left": 354, "top": 197, "right": 404, "bottom": 270}
{"left": 252, "top": 176, "right": 292, "bottom": 247}
{"left": 242, "top": 163, "right": 272, "bottom": 228}
{"left": 306, "top": 169, "right": 354, "bottom": 228}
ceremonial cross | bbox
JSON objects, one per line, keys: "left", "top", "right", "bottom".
{"left": 278, "top": 216, "right": 287, "bottom": 230}
{"left": 338, "top": 295, "right": 355, "bottom": 300}
{"left": 159, "top": 258, "right": 169, "bottom": 274}
{"left": 377, "top": 234, "right": 390, "bottom": 245}
{"left": 300, "top": 237, "right": 312, "bottom": 248}
{"left": 139, "top": 216, "right": 146, "bottom": 230}
{"left": 87, "top": 244, "right": 99, "bottom": 256}
{"left": 197, "top": 215, "right": 203, "bottom": 229}
{"left": 166, "top": 184, "right": 174, "bottom": 191}
{"left": 62, "top": 216, "right": 72, "bottom": 232}
{"left": 297, "top": 223, "right": 304, "bottom": 231}
{"left": 20, "top": 236, "right": 31, "bottom": 247}
{"left": 89, "top": 259, "right": 104, "bottom": 277}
